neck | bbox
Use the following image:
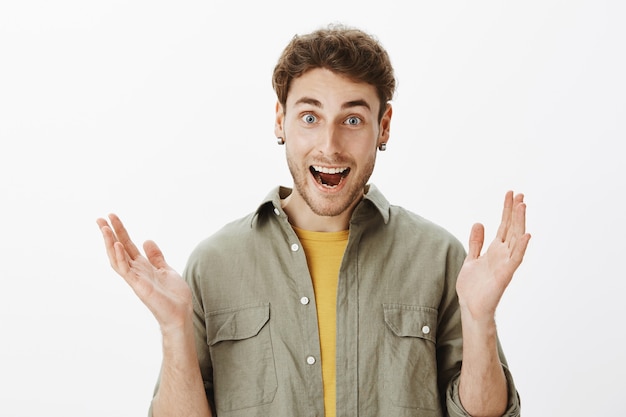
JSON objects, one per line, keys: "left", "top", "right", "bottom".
{"left": 281, "top": 191, "right": 360, "bottom": 232}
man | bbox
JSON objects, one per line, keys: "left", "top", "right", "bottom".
{"left": 98, "top": 24, "right": 530, "bottom": 417}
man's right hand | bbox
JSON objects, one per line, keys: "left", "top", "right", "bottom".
{"left": 98, "top": 214, "right": 212, "bottom": 416}
{"left": 97, "top": 214, "right": 193, "bottom": 334}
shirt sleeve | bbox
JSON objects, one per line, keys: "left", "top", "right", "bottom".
{"left": 434, "top": 235, "right": 521, "bottom": 417}
{"left": 445, "top": 364, "right": 521, "bottom": 417}
{"left": 147, "top": 244, "right": 217, "bottom": 417}
{"left": 185, "top": 247, "right": 217, "bottom": 415}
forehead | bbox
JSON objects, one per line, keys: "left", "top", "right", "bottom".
{"left": 286, "top": 68, "right": 379, "bottom": 112}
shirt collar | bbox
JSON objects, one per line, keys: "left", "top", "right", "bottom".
{"left": 251, "top": 184, "right": 390, "bottom": 227}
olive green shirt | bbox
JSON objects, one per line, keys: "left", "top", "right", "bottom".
{"left": 151, "top": 184, "right": 520, "bottom": 417}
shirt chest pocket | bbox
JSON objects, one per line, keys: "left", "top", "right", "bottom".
{"left": 207, "top": 303, "right": 277, "bottom": 412}
{"left": 383, "top": 304, "right": 442, "bottom": 415}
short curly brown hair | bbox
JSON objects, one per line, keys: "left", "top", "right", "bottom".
{"left": 272, "top": 24, "right": 396, "bottom": 122}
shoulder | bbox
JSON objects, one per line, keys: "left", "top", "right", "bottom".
{"left": 188, "top": 212, "right": 257, "bottom": 260}
{"left": 388, "top": 204, "right": 464, "bottom": 248}
{"left": 360, "top": 184, "right": 465, "bottom": 253}
{"left": 189, "top": 187, "right": 284, "bottom": 259}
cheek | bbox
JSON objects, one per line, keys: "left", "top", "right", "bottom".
{"left": 284, "top": 130, "right": 318, "bottom": 154}
{"left": 347, "top": 133, "right": 379, "bottom": 156}
{"left": 354, "top": 143, "right": 379, "bottom": 167}
{"left": 285, "top": 140, "right": 308, "bottom": 163}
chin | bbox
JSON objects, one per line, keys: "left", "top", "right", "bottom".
{"left": 305, "top": 184, "right": 363, "bottom": 217}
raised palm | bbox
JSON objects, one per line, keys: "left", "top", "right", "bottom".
{"left": 97, "top": 214, "right": 193, "bottom": 333}
{"left": 455, "top": 191, "right": 531, "bottom": 320}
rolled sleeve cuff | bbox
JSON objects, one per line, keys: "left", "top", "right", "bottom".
{"left": 445, "top": 365, "right": 521, "bottom": 417}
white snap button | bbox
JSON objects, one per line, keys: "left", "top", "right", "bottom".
{"left": 300, "top": 296, "right": 310, "bottom": 305}
{"left": 291, "top": 243, "right": 299, "bottom": 252}
{"left": 422, "top": 325, "right": 430, "bottom": 335}
{"left": 273, "top": 207, "right": 280, "bottom": 215}
{"left": 306, "top": 356, "right": 316, "bottom": 365}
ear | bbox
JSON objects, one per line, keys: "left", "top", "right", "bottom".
{"left": 378, "top": 103, "right": 393, "bottom": 147}
{"left": 274, "top": 102, "right": 285, "bottom": 138}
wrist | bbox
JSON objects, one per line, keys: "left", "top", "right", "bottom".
{"left": 160, "top": 312, "right": 195, "bottom": 347}
{"left": 460, "top": 305, "right": 498, "bottom": 336}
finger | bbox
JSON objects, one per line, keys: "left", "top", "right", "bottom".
{"left": 144, "top": 240, "right": 170, "bottom": 270}
{"left": 509, "top": 233, "right": 531, "bottom": 271}
{"left": 112, "top": 241, "right": 133, "bottom": 275}
{"left": 467, "top": 223, "right": 485, "bottom": 260}
{"left": 504, "top": 198, "right": 525, "bottom": 247}
{"left": 496, "top": 190, "right": 514, "bottom": 242}
{"left": 509, "top": 195, "right": 527, "bottom": 239}
{"left": 97, "top": 219, "right": 122, "bottom": 268}
{"left": 113, "top": 242, "right": 154, "bottom": 297}
{"left": 96, "top": 217, "right": 110, "bottom": 231}
{"left": 108, "top": 213, "right": 142, "bottom": 260}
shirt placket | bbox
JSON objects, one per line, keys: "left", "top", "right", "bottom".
{"left": 273, "top": 205, "right": 325, "bottom": 417}
{"left": 335, "top": 221, "right": 362, "bottom": 417}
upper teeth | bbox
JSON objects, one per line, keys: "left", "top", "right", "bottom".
{"left": 312, "top": 166, "right": 347, "bottom": 174}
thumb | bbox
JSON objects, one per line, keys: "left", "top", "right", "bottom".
{"left": 467, "top": 223, "right": 485, "bottom": 260}
{"left": 143, "top": 240, "right": 169, "bottom": 269}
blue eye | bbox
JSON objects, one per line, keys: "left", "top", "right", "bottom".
{"left": 302, "top": 114, "right": 317, "bottom": 124}
{"left": 345, "top": 116, "right": 361, "bottom": 125}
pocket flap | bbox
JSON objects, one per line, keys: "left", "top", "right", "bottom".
{"left": 207, "top": 303, "right": 270, "bottom": 345}
{"left": 383, "top": 304, "right": 437, "bottom": 343}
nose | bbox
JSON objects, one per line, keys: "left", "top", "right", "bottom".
{"left": 319, "top": 125, "right": 342, "bottom": 155}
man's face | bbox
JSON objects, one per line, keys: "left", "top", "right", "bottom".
{"left": 275, "top": 68, "right": 391, "bottom": 219}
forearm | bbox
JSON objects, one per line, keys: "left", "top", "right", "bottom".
{"left": 458, "top": 310, "right": 507, "bottom": 417}
{"left": 152, "top": 321, "right": 212, "bottom": 417}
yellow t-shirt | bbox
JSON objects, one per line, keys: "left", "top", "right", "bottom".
{"left": 293, "top": 226, "right": 349, "bottom": 417}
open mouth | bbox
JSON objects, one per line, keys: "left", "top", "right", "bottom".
{"left": 310, "top": 165, "right": 350, "bottom": 188}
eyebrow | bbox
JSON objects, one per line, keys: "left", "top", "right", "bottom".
{"left": 342, "top": 99, "right": 371, "bottom": 111}
{"left": 294, "top": 97, "right": 372, "bottom": 111}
